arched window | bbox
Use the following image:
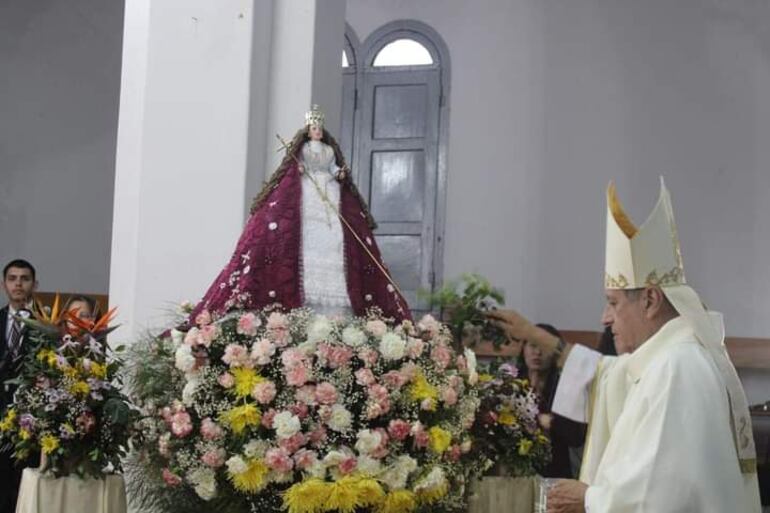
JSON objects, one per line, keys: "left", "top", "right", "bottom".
{"left": 339, "top": 26, "right": 359, "bottom": 167}
{"left": 346, "top": 21, "right": 450, "bottom": 314}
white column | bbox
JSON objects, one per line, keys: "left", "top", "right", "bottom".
{"left": 111, "top": 0, "right": 347, "bottom": 342}
{"left": 110, "top": 0, "right": 270, "bottom": 341}
{"left": 263, "top": 0, "right": 346, "bottom": 174}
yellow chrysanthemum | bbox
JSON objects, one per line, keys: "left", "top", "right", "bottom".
{"left": 376, "top": 490, "right": 417, "bottom": 513}
{"left": 228, "top": 458, "right": 269, "bottom": 492}
{"left": 88, "top": 362, "right": 107, "bottom": 379}
{"left": 62, "top": 365, "right": 80, "bottom": 379}
{"left": 478, "top": 373, "right": 494, "bottom": 383}
{"left": 36, "top": 349, "right": 58, "bottom": 367}
{"left": 219, "top": 403, "right": 261, "bottom": 434}
{"left": 324, "top": 475, "right": 363, "bottom": 513}
{"left": 518, "top": 439, "right": 533, "bottom": 456}
{"left": 416, "top": 480, "right": 448, "bottom": 504}
{"left": 354, "top": 476, "right": 385, "bottom": 507}
{"left": 19, "top": 429, "right": 31, "bottom": 441}
{"left": 283, "top": 478, "right": 329, "bottom": 513}
{"left": 408, "top": 372, "right": 438, "bottom": 403}
{"left": 498, "top": 408, "right": 517, "bottom": 426}
{"left": 0, "top": 409, "right": 17, "bottom": 432}
{"left": 40, "top": 434, "right": 60, "bottom": 455}
{"left": 69, "top": 380, "right": 90, "bottom": 397}
{"left": 428, "top": 426, "right": 452, "bottom": 454}
{"left": 230, "top": 367, "right": 265, "bottom": 399}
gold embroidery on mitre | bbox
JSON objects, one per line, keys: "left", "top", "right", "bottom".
{"left": 644, "top": 266, "right": 685, "bottom": 287}
{"left": 605, "top": 272, "right": 630, "bottom": 289}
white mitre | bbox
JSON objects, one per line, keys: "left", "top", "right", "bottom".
{"left": 605, "top": 178, "right": 757, "bottom": 473}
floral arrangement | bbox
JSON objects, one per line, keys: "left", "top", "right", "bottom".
{"left": 470, "top": 361, "right": 550, "bottom": 477}
{"left": 0, "top": 296, "right": 137, "bottom": 478}
{"left": 128, "top": 306, "right": 484, "bottom": 513}
{"left": 421, "top": 274, "right": 508, "bottom": 350}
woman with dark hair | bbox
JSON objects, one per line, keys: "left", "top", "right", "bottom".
{"left": 186, "top": 106, "right": 410, "bottom": 324}
{"left": 519, "top": 323, "right": 587, "bottom": 478}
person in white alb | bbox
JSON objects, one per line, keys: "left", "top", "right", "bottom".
{"left": 490, "top": 179, "right": 761, "bottom": 512}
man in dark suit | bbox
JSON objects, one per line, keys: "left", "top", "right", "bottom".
{"left": 0, "top": 259, "right": 37, "bottom": 513}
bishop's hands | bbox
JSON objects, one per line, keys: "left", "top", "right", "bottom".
{"left": 485, "top": 309, "right": 562, "bottom": 358}
{"left": 547, "top": 480, "right": 588, "bottom": 513}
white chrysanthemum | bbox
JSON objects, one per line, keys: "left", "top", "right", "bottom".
{"left": 307, "top": 460, "right": 327, "bottom": 479}
{"left": 170, "top": 328, "right": 185, "bottom": 347}
{"left": 341, "top": 326, "right": 366, "bottom": 347}
{"left": 225, "top": 455, "right": 248, "bottom": 475}
{"left": 356, "top": 455, "right": 383, "bottom": 477}
{"left": 379, "top": 455, "right": 417, "bottom": 490}
{"left": 395, "top": 455, "right": 418, "bottom": 474}
{"left": 243, "top": 439, "right": 269, "bottom": 458}
{"left": 271, "top": 471, "right": 294, "bottom": 484}
{"left": 273, "top": 411, "right": 301, "bottom": 439}
{"left": 414, "top": 466, "right": 447, "bottom": 494}
{"left": 182, "top": 374, "right": 201, "bottom": 406}
{"left": 188, "top": 467, "right": 217, "bottom": 501}
{"left": 322, "top": 450, "right": 347, "bottom": 467}
{"left": 307, "top": 315, "right": 333, "bottom": 343}
{"left": 175, "top": 344, "right": 196, "bottom": 373}
{"left": 327, "top": 404, "right": 353, "bottom": 432}
{"left": 379, "top": 332, "right": 407, "bottom": 360}
{"left": 354, "top": 429, "right": 382, "bottom": 455}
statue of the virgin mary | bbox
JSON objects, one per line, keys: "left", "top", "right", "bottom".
{"left": 187, "top": 105, "right": 410, "bottom": 323}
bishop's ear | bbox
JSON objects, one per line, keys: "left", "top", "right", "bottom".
{"left": 642, "top": 286, "right": 668, "bottom": 319}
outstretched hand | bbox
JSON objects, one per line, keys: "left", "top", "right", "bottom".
{"left": 485, "top": 309, "right": 562, "bottom": 357}
{"left": 547, "top": 479, "right": 588, "bottom": 513}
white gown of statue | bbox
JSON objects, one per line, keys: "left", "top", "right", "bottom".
{"left": 300, "top": 140, "right": 353, "bottom": 317}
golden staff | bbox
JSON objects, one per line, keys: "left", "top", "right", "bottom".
{"left": 275, "top": 134, "right": 408, "bottom": 305}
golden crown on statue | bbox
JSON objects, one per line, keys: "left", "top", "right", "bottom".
{"left": 304, "top": 104, "right": 325, "bottom": 128}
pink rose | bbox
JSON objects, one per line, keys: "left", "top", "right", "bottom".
{"left": 285, "top": 364, "right": 310, "bottom": 387}
{"left": 252, "top": 381, "right": 277, "bottom": 404}
{"left": 200, "top": 418, "right": 224, "bottom": 441}
{"left": 381, "top": 370, "right": 408, "bottom": 390}
{"left": 431, "top": 343, "right": 452, "bottom": 370}
{"left": 388, "top": 419, "right": 411, "bottom": 441}
{"left": 262, "top": 408, "right": 277, "bottom": 429}
{"left": 314, "top": 382, "right": 338, "bottom": 405}
{"left": 265, "top": 448, "right": 294, "bottom": 473}
{"left": 279, "top": 432, "right": 307, "bottom": 454}
{"left": 202, "top": 448, "right": 226, "bottom": 468}
{"left": 293, "top": 449, "right": 318, "bottom": 470}
{"left": 162, "top": 468, "right": 182, "bottom": 486}
{"left": 218, "top": 372, "right": 235, "bottom": 389}
{"left": 355, "top": 368, "right": 376, "bottom": 387}
{"left": 237, "top": 312, "right": 261, "bottom": 336}
{"left": 222, "top": 344, "right": 252, "bottom": 368}
{"left": 295, "top": 385, "right": 317, "bottom": 405}
{"left": 365, "top": 320, "right": 387, "bottom": 338}
{"left": 441, "top": 386, "right": 458, "bottom": 406}
{"left": 309, "top": 425, "right": 328, "bottom": 446}
{"left": 338, "top": 456, "right": 358, "bottom": 475}
{"left": 406, "top": 337, "right": 425, "bottom": 358}
{"left": 358, "top": 348, "right": 379, "bottom": 367}
{"left": 170, "top": 411, "right": 193, "bottom": 438}
{"left": 195, "top": 310, "right": 212, "bottom": 327}
{"left": 250, "top": 339, "right": 275, "bottom": 365}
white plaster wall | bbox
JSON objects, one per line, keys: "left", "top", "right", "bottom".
{"left": 346, "top": 0, "right": 770, "bottom": 339}
{"left": 0, "top": 0, "right": 123, "bottom": 294}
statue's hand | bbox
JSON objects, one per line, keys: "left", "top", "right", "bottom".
{"left": 336, "top": 166, "right": 349, "bottom": 182}
{"left": 298, "top": 163, "right": 305, "bottom": 174}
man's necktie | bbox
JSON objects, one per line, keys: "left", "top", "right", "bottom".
{"left": 8, "top": 317, "right": 23, "bottom": 358}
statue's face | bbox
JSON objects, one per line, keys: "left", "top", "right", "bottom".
{"left": 308, "top": 124, "right": 323, "bottom": 141}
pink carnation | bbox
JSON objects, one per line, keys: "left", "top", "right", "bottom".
{"left": 195, "top": 310, "right": 212, "bottom": 327}
{"left": 455, "top": 355, "right": 467, "bottom": 372}
{"left": 281, "top": 349, "right": 307, "bottom": 368}
{"left": 314, "top": 382, "right": 338, "bottom": 405}
{"left": 285, "top": 364, "right": 310, "bottom": 387}
{"left": 441, "top": 386, "right": 458, "bottom": 406}
{"left": 365, "top": 320, "right": 387, "bottom": 338}
{"left": 184, "top": 328, "right": 201, "bottom": 346}
{"left": 368, "top": 384, "right": 389, "bottom": 404}
{"left": 279, "top": 432, "right": 307, "bottom": 454}
{"left": 338, "top": 456, "right": 358, "bottom": 475}
{"left": 265, "top": 448, "right": 294, "bottom": 473}
{"left": 295, "top": 385, "right": 317, "bottom": 405}
{"left": 198, "top": 324, "right": 219, "bottom": 347}
{"left": 262, "top": 408, "right": 277, "bottom": 429}
{"left": 418, "top": 314, "right": 440, "bottom": 337}
{"left": 381, "top": 370, "right": 408, "bottom": 390}
{"left": 412, "top": 422, "right": 430, "bottom": 449}
{"left": 218, "top": 372, "right": 235, "bottom": 389}
{"left": 388, "top": 419, "right": 411, "bottom": 441}
{"left": 267, "top": 312, "right": 290, "bottom": 346}
{"left": 250, "top": 339, "right": 275, "bottom": 365}
{"left": 293, "top": 449, "right": 318, "bottom": 470}
{"left": 170, "top": 411, "right": 193, "bottom": 438}
{"left": 252, "top": 381, "right": 277, "bottom": 404}
{"left": 222, "top": 344, "right": 252, "bottom": 368}
{"left": 162, "top": 468, "right": 182, "bottom": 486}
{"left": 327, "top": 346, "right": 354, "bottom": 369}
{"left": 431, "top": 343, "right": 452, "bottom": 370}
{"left": 289, "top": 402, "right": 310, "bottom": 420}
{"left": 237, "top": 312, "right": 261, "bottom": 336}
{"left": 309, "top": 425, "right": 328, "bottom": 446}
{"left": 446, "top": 444, "right": 462, "bottom": 462}
{"left": 370, "top": 428, "right": 390, "bottom": 459}
{"left": 355, "top": 368, "right": 376, "bottom": 386}
{"left": 200, "top": 418, "right": 224, "bottom": 440}
{"left": 399, "top": 362, "right": 419, "bottom": 381}
{"left": 202, "top": 448, "right": 226, "bottom": 468}
{"left": 358, "top": 348, "right": 379, "bottom": 367}
{"left": 406, "top": 337, "right": 425, "bottom": 358}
